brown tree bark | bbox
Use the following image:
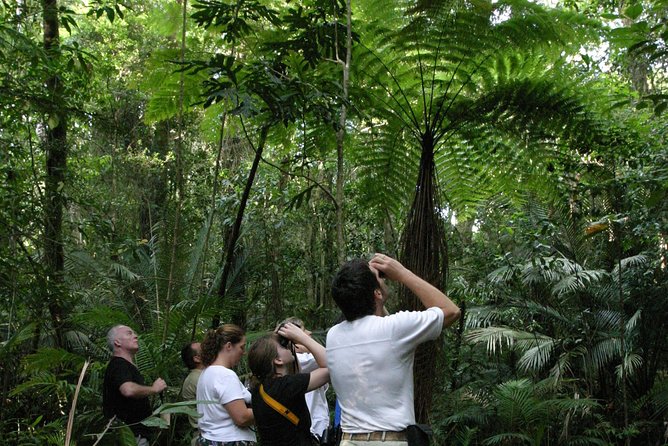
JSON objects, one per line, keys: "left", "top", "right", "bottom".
{"left": 42, "top": 0, "right": 67, "bottom": 348}
{"left": 399, "top": 138, "right": 448, "bottom": 423}
{"left": 214, "top": 126, "right": 269, "bottom": 328}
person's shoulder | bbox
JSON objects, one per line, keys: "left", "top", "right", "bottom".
{"left": 106, "top": 356, "right": 131, "bottom": 370}
{"left": 388, "top": 307, "right": 442, "bottom": 320}
{"left": 184, "top": 368, "right": 202, "bottom": 382}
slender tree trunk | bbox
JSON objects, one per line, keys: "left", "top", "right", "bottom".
{"left": 42, "top": 0, "right": 67, "bottom": 348}
{"left": 334, "top": 0, "right": 352, "bottom": 266}
{"left": 214, "top": 126, "right": 270, "bottom": 328}
{"left": 162, "top": 0, "right": 189, "bottom": 341}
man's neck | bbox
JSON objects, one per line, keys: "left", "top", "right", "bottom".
{"left": 113, "top": 350, "right": 135, "bottom": 364}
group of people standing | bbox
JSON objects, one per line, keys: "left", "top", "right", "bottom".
{"left": 103, "top": 253, "right": 461, "bottom": 446}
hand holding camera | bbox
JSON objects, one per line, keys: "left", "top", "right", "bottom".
{"left": 276, "top": 322, "right": 307, "bottom": 348}
{"left": 369, "top": 253, "right": 408, "bottom": 282}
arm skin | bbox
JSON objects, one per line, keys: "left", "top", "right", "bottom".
{"left": 370, "top": 253, "right": 461, "bottom": 328}
{"left": 278, "top": 323, "right": 330, "bottom": 392}
{"left": 224, "top": 399, "right": 255, "bottom": 427}
{"left": 119, "top": 377, "right": 167, "bottom": 399}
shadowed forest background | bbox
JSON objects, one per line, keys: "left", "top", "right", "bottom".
{"left": 1, "top": 0, "right": 667, "bottom": 444}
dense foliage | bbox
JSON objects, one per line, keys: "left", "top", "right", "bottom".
{"left": 0, "top": 0, "right": 666, "bottom": 444}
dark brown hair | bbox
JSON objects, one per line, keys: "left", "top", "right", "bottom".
{"left": 200, "top": 324, "right": 245, "bottom": 366}
{"left": 248, "top": 334, "right": 280, "bottom": 387}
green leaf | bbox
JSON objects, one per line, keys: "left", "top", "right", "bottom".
{"left": 623, "top": 4, "right": 643, "bottom": 20}
{"left": 140, "top": 415, "right": 169, "bottom": 428}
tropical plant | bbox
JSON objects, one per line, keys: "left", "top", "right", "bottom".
{"left": 350, "top": 0, "right": 609, "bottom": 421}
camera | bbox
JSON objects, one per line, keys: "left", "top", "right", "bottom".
{"left": 276, "top": 323, "right": 293, "bottom": 349}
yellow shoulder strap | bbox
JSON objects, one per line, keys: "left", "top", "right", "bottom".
{"left": 259, "top": 384, "right": 300, "bottom": 426}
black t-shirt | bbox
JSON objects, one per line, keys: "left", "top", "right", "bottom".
{"left": 251, "top": 373, "right": 312, "bottom": 446}
{"left": 102, "top": 356, "right": 153, "bottom": 437}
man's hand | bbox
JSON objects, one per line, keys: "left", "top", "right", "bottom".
{"left": 369, "top": 253, "right": 408, "bottom": 282}
{"left": 152, "top": 378, "right": 167, "bottom": 393}
{"left": 120, "top": 378, "right": 167, "bottom": 398}
{"left": 369, "top": 252, "right": 461, "bottom": 328}
{"left": 277, "top": 322, "right": 308, "bottom": 344}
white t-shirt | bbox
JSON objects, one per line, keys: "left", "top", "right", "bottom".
{"left": 298, "top": 352, "right": 330, "bottom": 437}
{"left": 326, "top": 307, "right": 444, "bottom": 432}
{"left": 196, "top": 365, "right": 256, "bottom": 442}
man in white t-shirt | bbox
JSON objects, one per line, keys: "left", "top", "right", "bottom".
{"left": 326, "top": 254, "right": 460, "bottom": 445}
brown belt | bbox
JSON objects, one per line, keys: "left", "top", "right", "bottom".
{"left": 341, "top": 431, "right": 407, "bottom": 441}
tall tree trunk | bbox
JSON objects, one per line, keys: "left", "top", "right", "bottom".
{"left": 161, "top": 0, "right": 189, "bottom": 341}
{"left": 42, "top": 0, "right": 67, "bottom": 348}
{"left": 214, "top": 126, "right": 270, "bottom": 328}
{"left": 334, "top": 0, "right": 352, "bottom": 266}
{"left": 399, "top": 137, "right": 448, "bottom": 423}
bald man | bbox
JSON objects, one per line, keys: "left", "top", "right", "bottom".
{"left": 103, "top": 325, "right": 167, "bottom": 445}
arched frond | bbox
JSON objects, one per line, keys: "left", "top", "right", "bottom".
{"left": 465, "top": 326, "right": 519, "bottom": 354}
{"left": 611, "top": 253, "right": 649, "bottom": 276}
{"left": 583, "top": 337, "right": 621, "bottom": 374}
{"left": 487, "top": 264, "right": 519, "bottom": 285}
{"left": 592, "top": 309, "right": 622, "bottom": 331}
{"left": 517, "top": 338, "right": 556, "bottom": 372}
{"left": 465, "top": 326, "right": 551, "bottom": 355}
{"left": 626, "top": 309, "right": 641, "bottom": 333}
{"left": 563, "top": 436, "right": 609, "bottom": 446}
{"left": 551, "top": 267, "right": 607, "bottom": 297}
{"left": 509, "top": 299, "right": 570, "bottom": 326}
{"left": 465, "top": 306, "right": 508, "bottom": 329}
{"left": 351, "top": 0, "right": 607, "bottom": 216}
{"left": 615, "top": 353, "right": 644, "bottom": 381}
{"left": 483, "top": 432, "right": 533, "bottom": 445}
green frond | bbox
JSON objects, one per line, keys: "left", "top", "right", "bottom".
{"left": 584, "top": 337, "right": 621, "bottom": 374}
{"left": 109, "top": 261, "right": 141, "bottom": 282}
{"left": 545, "top": 396, "right": 601, "bottom": 415}
{"left": 647, "top": 379, "right": 668, "bottom": 418}
{"left": 483, "top": 432, "right": 533, "bottom": 445}
{"left": 551, "top": 267, "right": 607, "bottom": 297}
{"left": 10, "top": 371, "right": 58, "bottom": 397}
{"left": 21, "top": 348, "right": 85, "bottom": 374}
{"left": 487, "top": 264, "right": 519, "bottom": 285}
{"left": 549, "top": 350, "right": 576, "bottom": 381}
{"left": 443, "top": 405, "right": 490, "bottom": 426}
{"left": 465, "top": 326, "right": 550, "bottom": 355}
{"left": 625, "top": 309, "right": 641, "bottom": 333}
{"left": 465, "top": 306, "right": 508, "bottom": 329}
{"left": 0, "top": 323, "right": 36, "bottom": 359}
{"left": 521, "top": 256, "right": 562, "bottom": 285}
{"left": 611, "top": 253, "right": 649, "bottom": 276}
{"left": 510, "top": 299, "right": 570, "bottom": 326}
{"left": 140, "top": 48, "right": 208, "bottom": 124}
{"left": 615, "top": 353, "right": 644, "bottom": 381}
{"left": 517, "top": 338, "right": 556, "bottom": 372}
{"left": 592, "top": 309, "right": 622, "bottom": 331}
{"left": 562, "top": 436, "right": 609, "bottom": 446}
